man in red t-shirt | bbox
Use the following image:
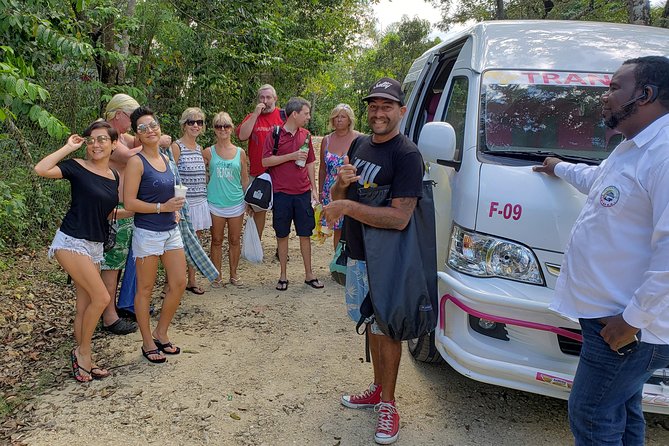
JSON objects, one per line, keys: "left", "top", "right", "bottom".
{"left": 262, "top": 97, "right": 323, "bottom": 292}
{"left": 236, "top": 84, "right": 285, "bottom": 239}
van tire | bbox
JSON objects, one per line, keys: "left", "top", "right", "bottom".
{"left": 407, "top": 331, "right": 443, "bottom": 363}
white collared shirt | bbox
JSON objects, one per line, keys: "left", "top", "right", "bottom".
{"left": 551, "top": 113, "right": 669, "bottom": 344}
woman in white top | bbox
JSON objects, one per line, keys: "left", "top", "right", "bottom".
{"left": 171, "top": 107, "right": 210, "bottom": 294}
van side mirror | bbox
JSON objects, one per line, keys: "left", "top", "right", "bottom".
{"left": 417, "top": 122, "right": 458, "bottom": 168}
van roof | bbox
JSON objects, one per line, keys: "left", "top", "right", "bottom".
{"left": 414, "top": 20, "right": 669, "bottom": 74}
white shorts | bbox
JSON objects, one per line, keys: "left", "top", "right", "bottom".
{"left": 187, "top": 198, "right": 212, "bottom": 231}
{"left": 48, "top": 229, "right": 104, "bottom": 264}
{"left": 209, "top": 201, "right": 246, "bottom": 218}
{"left": 132, "top": 226, "right": 184, "bottom": 259}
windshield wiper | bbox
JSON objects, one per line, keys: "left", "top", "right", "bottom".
{"left": 481, "top": 150, "right": 603, "bottom": 164}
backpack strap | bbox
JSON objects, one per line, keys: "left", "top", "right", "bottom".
{"left": 279, "top": 108, "right": 287, "bottom": 123}
{"left": 263, "top": 126, "right": 282, "bottom": 174}
{"left": 272, "top": 125, "right": 280, "bottom": 155}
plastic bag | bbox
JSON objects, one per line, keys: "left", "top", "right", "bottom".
{"left": 310, "top": 203, "right": 330, "bottom": 244}
{"left": 241, "top": 218, "right": 263, "bottom": 264}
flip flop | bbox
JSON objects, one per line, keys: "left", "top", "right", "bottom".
{"left": 276, "top": 279, "right": 288, "bottom": 291}
{"left": 153, "top": 339, "right": 181, "bottom": 355}
{"left": 141, "top": 347, "right": 166, "bottom": 363}
{"left": 185, "top": 285, "right": 205, "bottom": 295}
{"left": 90, "top": 367, "right": 111, "bottom": 380}
{"left": 211, "top": 279, "right": 225, "bottom": 288}
{"left": 70, "top": 349, "right": 92, "bottom": 383}
{"left": 304, "top": 279, "right": 324, "bottom": 289}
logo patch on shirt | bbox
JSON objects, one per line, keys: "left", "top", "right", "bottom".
{"left": 600, "top": 186, "right": 620, "bottom": 207}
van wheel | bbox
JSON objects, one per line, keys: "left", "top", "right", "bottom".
{"left": 407, "top": 331, "right": 443, "bottom": 363}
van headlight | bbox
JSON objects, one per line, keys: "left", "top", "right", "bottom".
{"left": 448, "top": 225, "right": 544, "bottom": 285}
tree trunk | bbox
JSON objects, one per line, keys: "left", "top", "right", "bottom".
{"left": 627, "top": 0, "right": 650, "bottom": 25}
{"left": 496, "top": 0, "right": 505, "bottom": 19}
{"left": 660, "top": 0, "right": 669, "bottom": 28}
{"left": 117, "top": 0, "right": 137, "bottom": 84}
{"left": 100, "top": 16, "right": 117, "bottom": 85}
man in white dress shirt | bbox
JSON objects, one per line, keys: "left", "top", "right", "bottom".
{"left": 534, "top": 56, "right": 669, "bottom": 446}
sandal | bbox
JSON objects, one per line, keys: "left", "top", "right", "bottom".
{"left": 229, "top": 277, "right": 244, "bottom": 286}
{"left": 153, "top": 339, "right": 181, "bottom": 355}
{"left": 70, "top": 349, "right": 92, "bottom": 383}
{"left": 90, "top": 367, "right": 111, "bottom": 380}
{"left": 185, "top": 285, "right": 205, "bottom": 295}
{"left": 304, "top": 278, "right": 324, "bottom": 289}
{"left": 211, "top": 279, "right": 225, "bottom": 288}
{"left": 276, "top": 279, "right": 289, "bottom": 291}
{"left": 141, "top": 347, "right": 166, "bottom": 364}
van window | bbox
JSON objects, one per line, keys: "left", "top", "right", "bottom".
{"left": 409, "top": 59, "right": 457, "bottom": 143}
{"left": 403, "top": 81, "right": 416, "bottom": 105}
{"left": 479, "top": 70, "right": 619, "bottom": 164}
{"left": 443, "top": 76, "right": 469, "bottom": 161}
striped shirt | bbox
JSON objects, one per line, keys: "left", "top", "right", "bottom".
{"left": 175, "top": 140, "right": 208, "bottom": 204}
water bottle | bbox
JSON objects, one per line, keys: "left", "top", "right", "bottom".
{"left": 295, "top": 134, "right": 311, "bottom": 167}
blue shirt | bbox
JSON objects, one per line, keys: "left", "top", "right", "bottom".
{"left": 133, "top": 153, "right": 177, "bottom": 231}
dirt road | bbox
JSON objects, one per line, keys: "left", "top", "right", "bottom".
{"left": 14, "top": 231, "right": 669, "bottom": 446}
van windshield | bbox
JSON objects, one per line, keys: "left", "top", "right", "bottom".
{"left": 480, "top": 70, "right": 621, "bottom": 164}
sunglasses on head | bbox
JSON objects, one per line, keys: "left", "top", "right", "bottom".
{"left": 185, "top": 119, "right": 204, "bottom": 126}
{"left": 214, "top": 124, "right": 233, "bottom": 130}
{"left": 85, "top": 135, "right": 111, "bottom": 145}
{"left": 136, "top": 120, "right": 160, "bottom": 134}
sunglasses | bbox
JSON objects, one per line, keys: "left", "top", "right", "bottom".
{"left": 214, "top": 124, "right": 233, "bottom": 130}
{"left": 85, "top": 135, "right": 111, "bottom": 145}
{"left": 136, "top": 120, "right": 160, "bottom": 134}
{"left": 185, "top": 119, "right": 204, "bottom": 127}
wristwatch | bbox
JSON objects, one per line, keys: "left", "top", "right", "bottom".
{"left": 156, "top": 202, "right": 161, "bottom": 214}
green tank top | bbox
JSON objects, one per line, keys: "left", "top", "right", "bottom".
{"left": 207, "top": 146, "right": 244, "bottom": 208}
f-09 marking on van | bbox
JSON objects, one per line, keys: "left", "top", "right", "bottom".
{"left": 401, "top": 20, "right": 669, "bottom": 414}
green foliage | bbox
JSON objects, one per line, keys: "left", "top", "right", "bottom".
{"left": 0, "top": 180, "right": 29, "bottom": 250}
{"left": 304, "top": 16, "right": 440, "bottom": 134}
{"left": 429, "top": 0, "right": 658, "bottom": 28}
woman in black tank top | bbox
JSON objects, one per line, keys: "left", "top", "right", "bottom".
{"left": 34, "top": 121, "right": 120, "bottom": 383}
{"left": 124, "top": 107, "right": 188, "bottom": 364}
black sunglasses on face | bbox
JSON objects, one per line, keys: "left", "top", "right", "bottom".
{"left": 214, "top": 124, "right": 233, "bottom": 130}
{"left": 185, "top": 119, "right": 204, "bottom": 126}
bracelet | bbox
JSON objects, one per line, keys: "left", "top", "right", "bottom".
{"left": 156, "top": 202, "right": 161, "bottom": 214}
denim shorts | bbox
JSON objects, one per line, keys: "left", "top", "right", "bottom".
{"left": 132, "top": 226, "right": 183, "bottom": 259}
{"left": 272, "top": 191, "right": 315, "bottom": 238}
{"left": 48, "top": 229, "right": 104, "bottom": 264}
{"left": 345, "top": 258, "right": 383, "bottom": 335}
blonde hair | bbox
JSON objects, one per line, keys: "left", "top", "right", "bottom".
{"left": 104, "top": 94, "right": 140, "bottom": 120}
{"left": 212, "top": 111, "right": 234, "bottom": 130}
{"left": 328, "top": 103, "right": 355, "bottom": 131}
{"left": 257, "top": 84, "right": 277, "bottom": 99}
{"left": 179, "top": 107, "right": 206, "bottom": 132}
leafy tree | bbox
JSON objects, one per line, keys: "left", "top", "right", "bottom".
{"left": 305, "top": 16, "right": 440, "bottom": 134}
{"left": 429, "top": 0, "right": 657, "bottom": 28}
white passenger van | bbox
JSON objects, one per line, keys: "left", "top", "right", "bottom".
{"left": 402, "top": 20, "right": 669, "bottom": 414}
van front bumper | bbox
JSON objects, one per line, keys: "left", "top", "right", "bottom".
{"left": 435, "top": 271, "right": 669, "bottom": 415}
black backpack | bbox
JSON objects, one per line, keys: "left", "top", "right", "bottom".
{"left": 244, "top": 126, "right": 280, "bottom": 211}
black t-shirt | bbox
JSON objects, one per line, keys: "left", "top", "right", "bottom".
{"left": 58, "top": 159, "right": 119, "bottom": 242}
{"left": 344, "top": 134, "right": 424, "bottom": 260}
